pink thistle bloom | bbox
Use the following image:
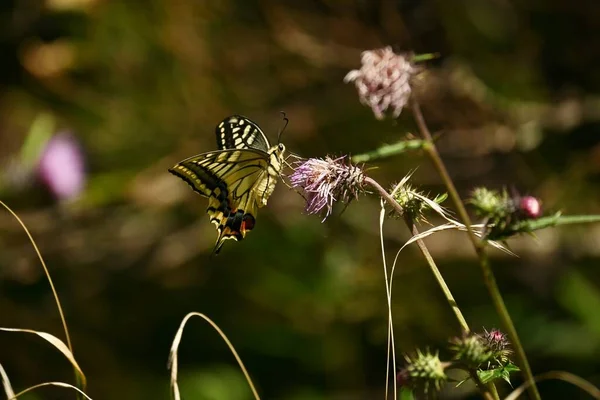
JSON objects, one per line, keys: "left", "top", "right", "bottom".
{"left": 519, "top": 196, "right": 542, "bottom": 219}
{"left": 344, "top": 47, "right": 417, "bottom": 119}
{"left": 483, "top": 328, "right": 510, "bottom": 352}
{"left": 37, "top": 132, "right": 86, "bottom": 200}
{"left": 289, "top": 156, "right": 365, "bottom": 220}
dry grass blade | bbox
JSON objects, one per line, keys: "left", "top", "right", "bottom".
{"left": 168, "top": 312, "right": 260, "bottom": 400}
{"left": 0, "top": 362, "right": 15, "bottom": 399}
{"left": 10, "top": 382, "right": 93, "bottom": 400}
{"left": 0, "top": 201, "right": 74, "bottom": 356}
{"left": 399, "top": 223, "right": 458, "bottom": 251}
{"left": 412, "top": 190, "right": 453, "bottom": 220}
{"left": 0, "top": 328, "right": 86, "bottom": 387}
{"left": 389, "top": 170, "right": 415, "bottom": 197}
{"left": 379, "top": 200, "right": 397, "bottom": 400}
{"left": 505, "top": 370, "right": 600, "bottom": 400}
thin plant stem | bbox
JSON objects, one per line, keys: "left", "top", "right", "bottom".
{"left": 411, "top": 101, "right": 541, "bottom": 400}
{"left": 469, "top": 370, "right": 497, "bottom": 400}
{"left": 365, "top": 177, "right": 497, "bottom": 400}
{"left": 405, "top": 219, "right": 470, "bottom": 333}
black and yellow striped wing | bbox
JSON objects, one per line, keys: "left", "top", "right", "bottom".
{"left": 216, "top": 115, "right": 270, "bottom": 152}
{"left": 169, "top": 147, "right": 284, "bottom": 254}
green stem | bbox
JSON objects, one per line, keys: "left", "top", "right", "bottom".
{"left": 468, "top": 370, "right": 498, "bottom": 400}
{"left": 365, "top": 177, "right": 497, "bottom": 400}
{"left": 554, "top": 214, "right": 600, "bottom": 225}
{"left": 352, "top": 139, "right": 425, "bottom": 163}
{"left": 405, "top": 219, "right": 470, "bottom": 333}
{"left": 411, "top": 101, "right": 541, "bottom": 400}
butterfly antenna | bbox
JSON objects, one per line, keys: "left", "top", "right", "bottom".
{"left": 277, "top": 111, "right": 289, "bottom": 143}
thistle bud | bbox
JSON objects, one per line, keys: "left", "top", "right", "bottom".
{"left": 519, "top": 196, "right": 542, "bottom": 219}
{"left": 449, "top": 333, "right": 492, "bottom": 368}
{"left": 400, "top": 349, "right": 448, "bottom": 393}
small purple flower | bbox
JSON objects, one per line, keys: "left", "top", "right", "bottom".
{"left": 483, "top": 328, "right": 510, "bottom": 352}
{"left": 37, "top": 132, "right": 85, "bottom": 200}
{"left": 519, "top": 196, "right": 542, "bottom": 219}
{"left": 289, "top": 156, "right": 365, "bottom": 220}
{"left": 344, "top": 47, "right": 417, "bottom": 119}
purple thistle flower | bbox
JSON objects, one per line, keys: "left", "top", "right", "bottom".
{"left": 483, "top": 328, "right": 510, "bottom": 352}
{"left": 289, "top": 156, "right": 365, "bottom": 220}
{"left": 37, "top": 132, "right": 86, "bottom": 200}
{"left": 344, "top": 47, "right": 417, "bottom": 119}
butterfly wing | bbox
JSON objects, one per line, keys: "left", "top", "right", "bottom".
{"left": 169, "top": 148, "right": 277, "bottom": 253}
{"left": 216, "top": 115, "right": 270, "bottom": 152}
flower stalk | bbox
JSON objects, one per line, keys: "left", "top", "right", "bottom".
{"left": 410, "top": 101, "right": 542, "bottom": 400}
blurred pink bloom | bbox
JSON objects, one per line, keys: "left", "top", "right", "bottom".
{"left": 519, "top": 196, "right": 542, "bottom": 219}
{"left": 344, "top": 47, "right": 416, "bottom": 119}
{"left": 37, "top": 132, "right": 85, "bottom": 200}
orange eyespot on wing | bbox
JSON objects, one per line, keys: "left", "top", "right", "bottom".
{"left": 208, "top": 203, "right": 258, "bottom": 254}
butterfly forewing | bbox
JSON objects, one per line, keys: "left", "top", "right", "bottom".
{"left": 216, "top": 115, "right": 270, "bottom": 152}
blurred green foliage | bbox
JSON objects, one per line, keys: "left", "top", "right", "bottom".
{"left": 1, "top": 0, "right": 600, "bottom": 399}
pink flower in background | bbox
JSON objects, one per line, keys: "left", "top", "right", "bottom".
{"left": 344, "top": 47, "right": 417, "bottom": 119}
{"left": 37, "top": 132, "right": 85, "bottom": 200}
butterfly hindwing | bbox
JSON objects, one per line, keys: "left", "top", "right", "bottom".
{"left": 216, "top": 115, "right": 270, "bottom": 152}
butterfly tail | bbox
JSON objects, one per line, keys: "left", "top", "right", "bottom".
{"left": 207, "top": 198, "right": 258, "bottom": 255}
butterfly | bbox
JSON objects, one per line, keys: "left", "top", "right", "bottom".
{"left": 169, "top": 115, "right": 287, "bottom": 254}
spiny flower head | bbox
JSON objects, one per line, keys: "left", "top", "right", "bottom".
{"left": 450, "top": 329, "right": 513, "bottom": 368}
{"left": 289, "top": 156, "right": 365, "bottom": 220}
{"left": 469, "top": 187, "right": 546, "bottom": 240}
{"left": 344, "top": 47, "right": 417, "bottom": 119}
{"left": 469, "top": 187, "right": 511, "bottom": 219}
{"left": 483, "top": 328, "right": 512, "bottom": 364}
{"left": 398, "top": 349, "right": 448, "bottom": 394}
{"left": 449, "top": 333, "right": 493, "bottom": 368}
{"left": 391, "top": 181, "right": 448, "bottom": 223}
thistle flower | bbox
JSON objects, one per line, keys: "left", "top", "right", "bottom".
{"left": 483, "top": 328, "right": 512, "bottom": 364}
{"left": 37, "top": 132, "right": 86, "bottom": 200}
{"left": 399, "top": 349, "right": 448, "bottom": 393}
{"left": 289, "top": 156, "right": 365, "bottom": 220}
{"left": 450, "top": 329, "right": 513, "bottom": 369}
{"left": 344, "top": 47, "right": 417, "bottom": 119}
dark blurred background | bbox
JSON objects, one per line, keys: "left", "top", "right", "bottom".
{"left": 1, "top": 0, "right": 600, "bottom": 399}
